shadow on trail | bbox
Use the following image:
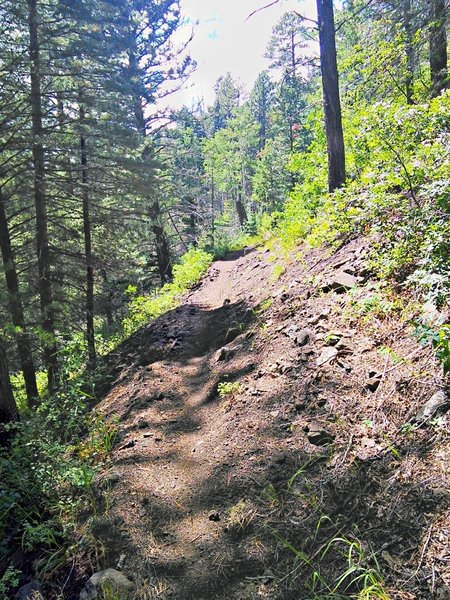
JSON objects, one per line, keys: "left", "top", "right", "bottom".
{"left": 99, "top": 298, "right": 256, "bottom": 401}
{"left": 85, "top": 265, "right": 447, "bottom": 599}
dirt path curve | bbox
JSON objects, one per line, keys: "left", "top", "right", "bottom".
{"left": 96, "top": 248, "right": 278, "bottom": 599}
{"left": 90, "top": 239, "right": 450, "bottom": 600}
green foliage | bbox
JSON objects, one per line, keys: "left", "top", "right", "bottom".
{"left": 217, "top": 381, "right": 242, "bottom": 398}
{"left": 275, "top": 526, "right": 389, "bottom": 599}
{"left": 0, "top": 567, "right": 20, "bottom": 600}
{"left": 0, "top": 367, "right": 117, "bottom": 575}
{"left": 347, "top": 285, "right": 404, "bottom": 321}
{"left": 122, "top": 248, "right": 213, "bottom": 337}
{"left": 269, "top": 92, "right": 450, "bottom": 312}
{"left": 416, "top": 324, "right": 450, "bottom": 374}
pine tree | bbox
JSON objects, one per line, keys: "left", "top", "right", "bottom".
{"left": 316, "top": 0, "right": 346, "bottom": 191}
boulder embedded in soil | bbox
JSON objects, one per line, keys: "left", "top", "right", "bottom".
{"left": 79, "top": 569, "right": 134, "bottom": 600}
{"left": 316, "top": 346, "right": 338, "bottom": 366}
{"left": 15, "top": 582, "right": 45, "bottom": 600}
{"left": 414, "top": 390, "right": 449, "bottom": 423}
{"left": 321, "top": 271, "right": 361, "bottom": 293}
{"left": 307, "top": 428, "right": 335, "bottom": 446}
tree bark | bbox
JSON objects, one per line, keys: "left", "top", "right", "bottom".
{"left": 404, "top": 0, "right": 415, "bottom": 105}
{"left": 235, "top": 193, "right": 248, "bottom": 227}
{"left": 127, "top": 48, "right": 173, "bottom": 284}
{"left": 79, "top": 92, "right": 96, "bottom": 370}
{"left": 430, "top": 0, "right": 448, "bottom": 96}
{"left": 148, "top": 200, "right": 172, "bottom": 283}
{"left": 27, "top": 0, "right": 58, "bottom": 390}
{"left": 0, "top": 189, "right": 39, "bottom": 406}
{"left": 316, "top": 0, "right": 346, "bottom": 192}
{"left": 0, "top": 338, "right": 18, "bottom": 446}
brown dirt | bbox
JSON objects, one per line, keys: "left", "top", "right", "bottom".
{"left": 81, "top": 241, "right": 449, "bottom": 599}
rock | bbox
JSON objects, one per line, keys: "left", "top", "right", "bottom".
{"left": 15, "top": 582, "right": 45, "bottom": 600}
{"left": 307, "top": 428, "right": 335, "bottom": 446}
{"left": 283, "top": 324, "right": 299, "bottom": 337}
{"left": 421, "top": 300, "right": 445, "bottom": 325}
{"left": 332, "top": 255, "right": 354, "bottom": 269}
{"left": 225, "top": 327, "right": 241, "bottom": 343}
{"left": 414, "top": 390, "right": 449, "bottom": 423}
{"left": 79, "top": 569, "right": 134, "bottom": 600}
{"left": 365, "top": 376, "right": 381, "bottom": 393}
{"left": 216, "top": 346, "right": 234, "bottom": 362}
{"left": 322, "top": 271, "right": 361, "bottom": 293}
{"left": 316, "top": 346, "right": 338, "bottom": 366}
{"left": 209, "top": 512, "right": 220, "bottom": 522}
{"left": 97, "top": 471, "right": 120, "bottom": 489}
{"left": 295, "top": 329, "right": 311, "bottom": 346}
{"left": 118, "top": 439, "right": 135, "bottom": 450}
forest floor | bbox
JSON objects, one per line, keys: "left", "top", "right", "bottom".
{"left": 76, "top": 239, "right": 449, "bottom": 600}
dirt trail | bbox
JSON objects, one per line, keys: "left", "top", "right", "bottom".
{"left": 90, "top": 243, "right": 449, "bottom": 600}
{"left": 96, "top": 248, "right": 279, "bottom": 599}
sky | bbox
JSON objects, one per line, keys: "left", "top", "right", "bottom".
{"left": 169, "top": 0, "right": 316, "bottom": 109}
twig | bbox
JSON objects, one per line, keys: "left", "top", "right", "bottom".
{"left": 415, "top": 524, "right": 433, "bottom": 576}
{"left": 339, "top": 433, "right": 354, "bottom": 468}
{"left": 247, "top": 0, "right": 282, "bottom": 20}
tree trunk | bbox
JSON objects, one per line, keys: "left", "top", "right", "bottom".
{"left": 235, "top": 193, "right": 248, "bottom": 227}
{"left": 316, "top": 0, "right": 346, "bottom": 192}
{"left": 404, "top": 0, "right": 415, "bottom": 105}
{"left": 0, "top": 338, "right": 18, "bottom": 446}
{"left": 148, "top": 200, "right": 172, "bottom": 283}
{"left": 128, "top": 48, "right": 173, "bottom": 284}
{"left": 27, "top": 0, "right": 58, "bottom": 390}
{"left": 79, "top": 92, "right": 96, "bottom": 370}
{"left": 430, "top": 0, "right": 448, "bottom": 96}
{"left": 0, "top": 189, "right": 39, "bottom": 407}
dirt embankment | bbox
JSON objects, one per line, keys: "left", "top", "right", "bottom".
{"left": 77, "top": 241, "right": 449, "bottom": 600}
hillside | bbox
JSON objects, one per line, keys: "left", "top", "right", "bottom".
{"left": 69, "top": 238, "right": 449, "bottom": 600}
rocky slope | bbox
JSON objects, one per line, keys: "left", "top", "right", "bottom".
{"left": 75, "top": 239, "right": 449, "bottom": 600}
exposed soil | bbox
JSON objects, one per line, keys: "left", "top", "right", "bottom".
{"left": 75, "top": 241, "right": 449, "bottom": 599}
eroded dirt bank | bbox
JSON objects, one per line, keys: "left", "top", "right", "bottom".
{"left": 81, "top": 242, "right": 448, "bottom": 600}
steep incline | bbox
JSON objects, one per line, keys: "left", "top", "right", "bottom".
{"left": 86, "top": 242, "right": 449, "bottom": 600}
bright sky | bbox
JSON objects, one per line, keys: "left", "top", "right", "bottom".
{"left": 171, "top": 0, "right": 316, "bottom": 109}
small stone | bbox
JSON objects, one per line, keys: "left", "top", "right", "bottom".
{"left": 217, "top": 346, "right": 235, "bottom": 362}
{"left": 283, "top": 324, "right": 299, "bottom": 338}
{"left": 322, "top": 271, "right": 361, "bottom": 293}
{"left": 209, "top": 512, "right": 220, "bottom": 522}
{"left": 295, "top": 329, "right": 311, "bottom": 346}
{"left": 414, "top": 390, "right": 448, "bottom": 423}
{"left": 119, "top": 440, "right": 135, "bottom": 450}
{"left": 332, "top": 256, "right": 353, "bottom": 269}
{"left": 365, "top": 377, "right": 381, "bottom": 393}
{"left": 316, "top": 346, "right": 338, "bottom": 366}
{"left": 307, "top": 428, "right": 334, "bottom": 446}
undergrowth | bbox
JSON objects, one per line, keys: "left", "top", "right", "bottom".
{"left": 0, "top": 245, "right": 217, "bottom": 596}
{"left": 121, "top": 247, "right": 213, "bottom": 339}
{"left": 260, "top": 91, "right": 450, "bottom": 372}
